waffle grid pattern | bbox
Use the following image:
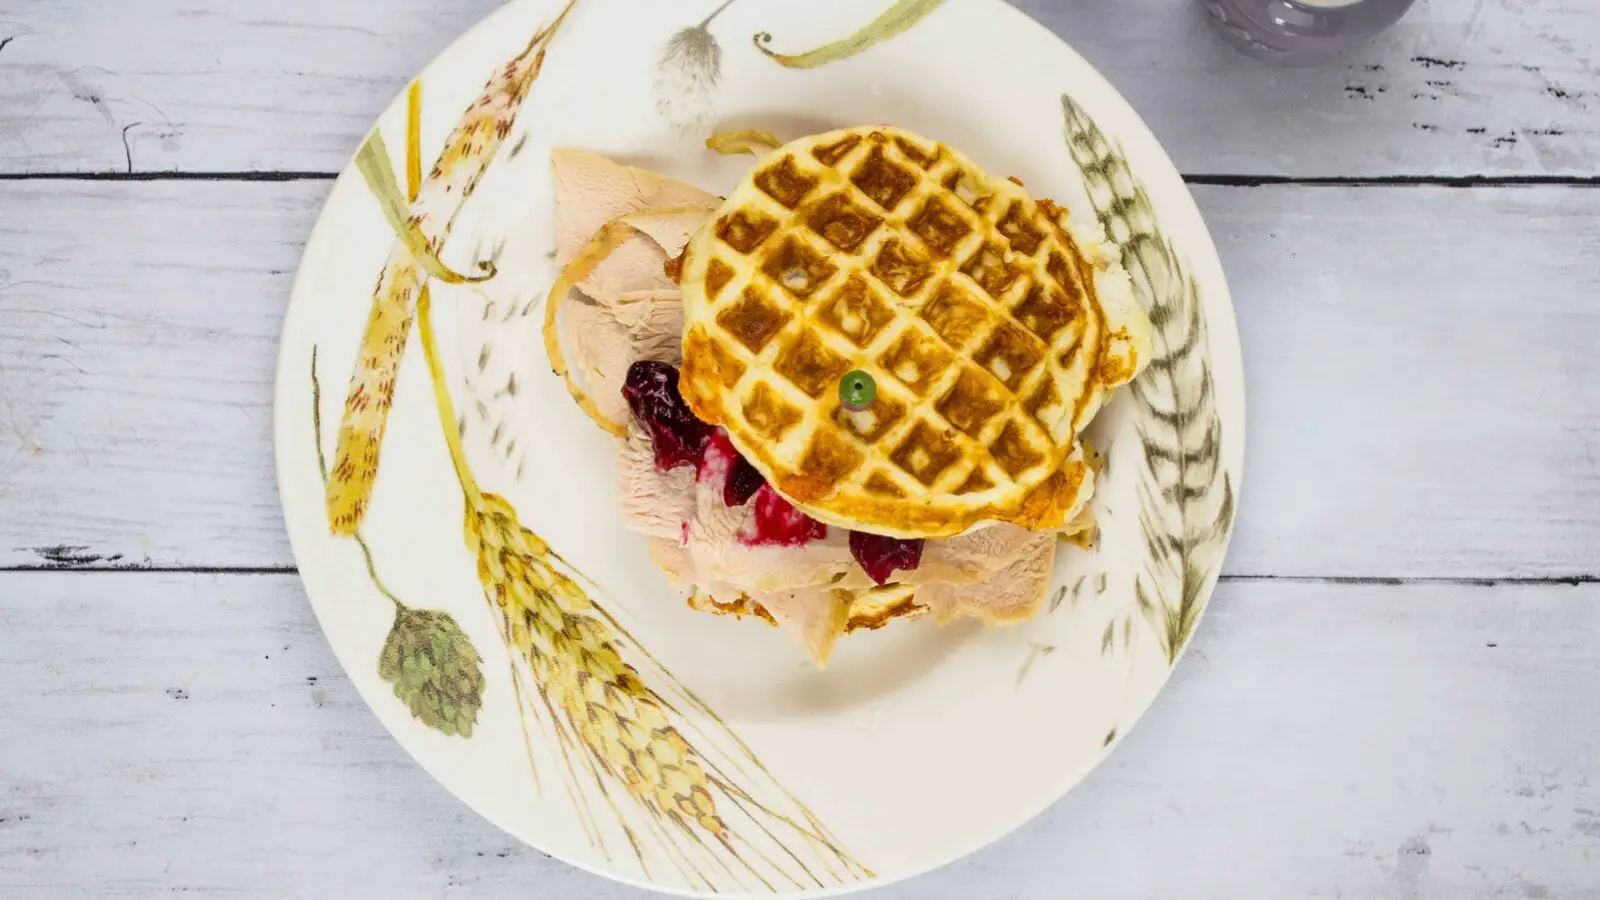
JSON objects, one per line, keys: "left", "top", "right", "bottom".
{"left": 681, "top": 127, "right": 1110, "bottom": 534}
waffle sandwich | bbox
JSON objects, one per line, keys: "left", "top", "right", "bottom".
{"left": 546, "top": 129, "right": 1150, "bottom": 664}
{"left": 677, "top": 126, "right": 1150, "bottom": 539}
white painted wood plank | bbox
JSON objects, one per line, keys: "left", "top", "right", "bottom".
{"left": 2, "top": 573, "right": 1595, "bottom": 899}
{"left": 0, "top": 181, "right": 302, "bottom": 569}
{"left": 0, "top": 0, "right": 1595, "bottom": 178}
{"left": 1215, "top": 183, "right": 1600, "bottom": 578}
{"left": 4, "top": 180, "right": 1597, "bottom": 577}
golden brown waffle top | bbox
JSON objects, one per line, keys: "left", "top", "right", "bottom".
{"left": 678, "top": 126, "right": 1150, "bottom": 539}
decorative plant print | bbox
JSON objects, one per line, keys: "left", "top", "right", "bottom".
{"left": 456, "top": 278, "right": 538, "bottom": 483}
{"left": 378, "top": 597, "right": 487, "bottom": 736}
{"left": 1060, "top": 93, "right": 1236, "bottom": 665}
{"left": 354, "top": 131, "right": 496, "bottom": 286}
{"left": 311, "top": 348, "right": 486, "bottom": 738}
{"left": 654, "top": 0, "right": 742, "bottom": 132}
{"left": 316, "top": 13, "right": 872, "bottom": 889}
{"left": 1049, "top": 571, "right": 1106, "bottom": 616}
{"left": 324, "top": 0, "right": 576, "bottom": 536}
{"left": 1014, "top": 642, "right": 1055, "bottom": 688}
{"left": 416, "top": 291, "right": 867, "bottom": 890}
{"left": 754, "top": 0, "right": 946, "bottom": 68}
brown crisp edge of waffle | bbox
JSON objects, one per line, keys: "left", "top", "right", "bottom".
{"left": 688, "top": 589, "right": 928, "bottom": 634}
{"left": 1038, "top": 199, "right": 1145, "bottom": 410}
{"left": 677, "top": 130, "right": 1121, "bottom": 538}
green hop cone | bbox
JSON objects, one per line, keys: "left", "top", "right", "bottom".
{"left": 377, "top": 608, "right": 485, "bottom": 737}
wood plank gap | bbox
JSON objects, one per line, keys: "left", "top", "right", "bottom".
{"left": 0, "top": 565, "right": 297, "bottom": 575}
{"left": 1186, "top": 174, "right": 1600, "bottom": 188}
{"left": 0, "top": 171, "right": 337, "bottom": 183}
{"left": 5, "top": 566, "right": 1598, "bottom": 586}
{"left": 1223, "top": 574, "right": 1600, "bottom": 587}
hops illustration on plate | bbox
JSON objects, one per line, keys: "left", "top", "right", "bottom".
{"left": 378, "top": 607, "right": 486, "bottom": 738}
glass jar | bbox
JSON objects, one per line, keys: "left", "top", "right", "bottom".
{"left": 1204, "top": 0, "right": 1418, "bottom": 63}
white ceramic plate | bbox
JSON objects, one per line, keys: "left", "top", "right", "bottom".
{"left": 273, "top": 1, "right": 1245, "bottom": 895}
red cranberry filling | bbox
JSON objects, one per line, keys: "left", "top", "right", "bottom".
{"left": 623, "top": 360, "right": 710, "bottom": 472}
{"left": 621, "top": 362, "right": 847, "bottom": 553}
{"left": 742, "top": 485, "right": 829, "bottom": 547}
{"left": 700, "top": 430, "right": 767, "bottom": 507}
{"left": 848, "top": 531, "right": 925, "bottom": 585}
{"left": 697, "top": 429, "right": 733, "bottom": 482}
{"left": 725, "top": 452, "right": 767, "bottom": 507}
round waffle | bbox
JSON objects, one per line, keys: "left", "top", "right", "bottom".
{"left": 678, "top": 126, "right": 1150, "bottom": 539}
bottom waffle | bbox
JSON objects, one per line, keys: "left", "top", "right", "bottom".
{"left": 689, "top": 583, "right": 926, "bottom": 634}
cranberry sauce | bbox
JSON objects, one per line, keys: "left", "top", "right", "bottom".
{"left": 624, "top": 361, "right": 920, "bottom": 564}
{"left": 743, "top": 485, "right": 829, "bottom": 547}
{"left": 623, "top": 360, "right": 710, "bottom": 472}
{"left": 624, "top": 361, "right": 783, "bottom": 515}
{"left": 698, "top": 429, "right": 767, "bottom": 507}
{"left": 848, "top": 531, "right": 925, "bottom": 585}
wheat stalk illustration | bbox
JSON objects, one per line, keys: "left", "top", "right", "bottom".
{"left": 318, "top": 26, "right": 871, "bottom": 887}
{"left": 754, "top": 0, "right": 946, "bottom": 68}
{"left": 1060, "top": 93, "right": 1236, "bottom": 665}
{"left": 325, "top": 0, "right": 576, "bottom": 536}
{"left": 415, "top": 282, "right": 868, "bottom": 891}
{"left": 312, "top": 348, "right": 485, "bottom": 737}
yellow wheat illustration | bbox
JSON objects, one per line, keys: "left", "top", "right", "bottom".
{"left": 325, "top": 0, "right": 576, "bottom": 536}
{"left": 417, "top": 257, "right": 868, "bottom": 892}
{"left": 322, "top": 10, "right": 872, "bottom": 890}
{"left": 312, "top": 347, "right": 486, "bottom": 738}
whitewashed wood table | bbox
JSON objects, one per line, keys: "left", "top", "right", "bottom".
{"left": 2, "top": 1, "right": 1598, "bottom": 897}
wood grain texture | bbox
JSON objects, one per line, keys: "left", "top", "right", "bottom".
{"left": 2, "top": 572, "right": 1595, "bottom": 899}
{"left": 3, "top": 3, "right": 1597, "bottom": 898}
{"left": 3, "top": 180, "right": 1597, "bottom": 577}
{"left": 0, "top": 181, "right": 304, "bottom": 569}
{"left": 0, "top": 0, "right": 1595, "bottom": 178}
